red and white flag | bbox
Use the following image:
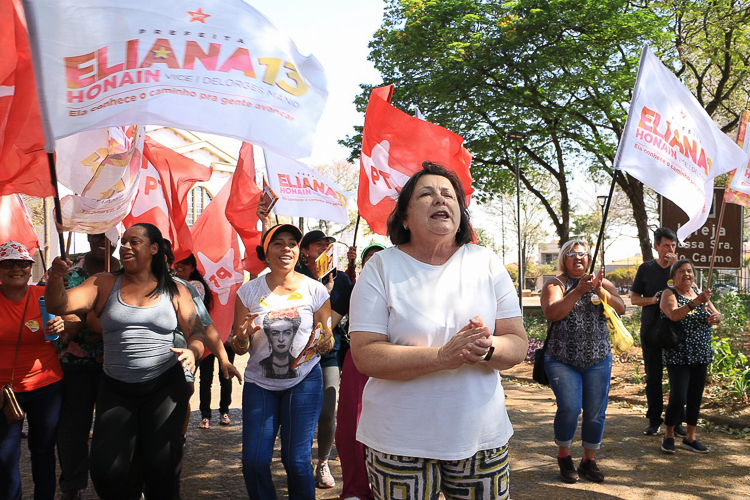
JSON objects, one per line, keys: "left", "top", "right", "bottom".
{"left": 614, "top": 46, "right": 749, "bottom": 240}
{"left": 265, "top": 151, "right": 352, "bottom": 224}
{"left": 57, "top": 126, "right": 144, "bottom": 235}
{"left": 22, "top": 0, "right": 327, "bottom": 159}
{"left": 225, "top": 143, "right": 264, "bottom": 274}
{"left": 124, "top": 136, "right": 211, "bottom": 261}
{"left": 0, "top": 194, "right": 39, "bottom": 255}
{"left": 724, "top": 110, "right": 750, "bottom": 207}
{"left": 0, "top": 0, "right": 52, "bottom": 198}
{"left": 358, "top": 85, "right": 473, "bottom": 235}
{"left": 191, "top": 180, "right": 245, "bottom": 344}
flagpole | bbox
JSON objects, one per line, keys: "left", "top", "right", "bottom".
{"left": 47, "top": 153, "right": 66, "bottom": 261}
{"left": 346, "top": 214, "right": 361, "bottom": 284}
{"left": 705, "top": 195, "right": 727, "bottom": 290}
{"left": 589, "top": 170, "right": 619, "bottom": 275}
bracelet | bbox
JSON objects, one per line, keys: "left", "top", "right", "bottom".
{"left": 687, "top": 300, "right": 696, "bottom": 311}
{"left": 483, "top": 345, "right": 495, "bottom": 362}
{"left": 233, "top": 335, "right": 249, "bottom": 350}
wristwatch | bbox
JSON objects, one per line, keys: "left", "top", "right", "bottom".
{"left": 687, "top": 299, "right": 696, "bottom": 311}
{"left": 483, "top": 345, "right": 495, "bottom": 362}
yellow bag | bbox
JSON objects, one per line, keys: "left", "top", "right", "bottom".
{"left": 600, "top": 293, "right": 634, "bottom": 354}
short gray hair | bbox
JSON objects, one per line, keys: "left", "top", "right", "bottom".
{"left": 557, "top": 239, "right": 591, "bottom": 274}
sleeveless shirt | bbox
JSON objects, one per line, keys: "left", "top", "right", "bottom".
{"left": 99, "top": 275, "right": 179, "bottom": 382}
{"left": 546, "top": 274, "right": 611, "bottom": 368}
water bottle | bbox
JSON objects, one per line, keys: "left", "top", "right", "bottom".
{"left": 38, "top": 297, "right": 58, "bottom": 341}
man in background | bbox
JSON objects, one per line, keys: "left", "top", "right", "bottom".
{"left": 630, "top": 227, "right": 686, "bottom": 437}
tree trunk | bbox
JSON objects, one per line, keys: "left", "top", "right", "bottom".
{"left": 616, "top": 173, "right": 653, "bottom": 261}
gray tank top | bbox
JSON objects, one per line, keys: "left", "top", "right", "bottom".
{"left": 100, "top": 275, "right": 179, "bottom": 382}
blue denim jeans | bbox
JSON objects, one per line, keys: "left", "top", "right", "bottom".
{"left": 545, "top": 352, "right": 611, "bottom": 450}
{"left": 242, "top": 363, "right": 323, "bottom": 500}
{"left": 0, "top": 380, "right": 63, "bottom": 500}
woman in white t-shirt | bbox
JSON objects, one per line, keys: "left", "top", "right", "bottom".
{"left": 349, "top": 162, "right": 529, "bottom": 500}
{"left": 230, "top": 224, "right": 333, "bottom": 500}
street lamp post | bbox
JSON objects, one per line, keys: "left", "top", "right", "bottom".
{"left": 507, "top": 131, "right": 526, "bottom": 313}
{"left": 597, "top": 195, "right": 608, "bottom": 272}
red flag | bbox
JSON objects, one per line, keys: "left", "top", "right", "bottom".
{"left": 124, "top": 136, "right": 211, "bottom": 261}
{"left": 0, "top": 194, "right": 39, "bottom": 255}
{"left": 191, "top": 180, "right": 245, "bottom": 344}
{"left": 225, "top": 143, "right": 264, "bottom": 273}
{"left": 0, "top": 0, "right": 52, "bottom": 198}
{"left": 358, "top": 85, "right": 473, "bottom": 235}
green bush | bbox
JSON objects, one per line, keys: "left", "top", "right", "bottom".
{"left": 707, "top": 292, "right": 750, "bottom": 403}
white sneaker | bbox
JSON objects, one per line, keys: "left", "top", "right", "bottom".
{"left": 316, "top": 461, "right": 335, "bottom": 488}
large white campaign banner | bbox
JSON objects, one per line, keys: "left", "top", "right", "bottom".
{"left": 265, "top": 151, "right": 352, "bottom": 225}
{"left": 23, "top": 0, "right": 328, "bottom": 158}
{"left": 614, "top": 46, "right": 748, "bottom": 241}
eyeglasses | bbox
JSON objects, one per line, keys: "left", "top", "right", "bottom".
{"left": 0, "top": 260, "right": 33, "bottom": 269}
{"left": 565, "top": 251, "right": 587, "bottom": 259}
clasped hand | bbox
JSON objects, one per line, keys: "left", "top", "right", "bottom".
{"left": 575, "top": 267, "right": 605, "bottom": 297}
{"left": 438, "top": 316, "right": 492, "bottom": 369}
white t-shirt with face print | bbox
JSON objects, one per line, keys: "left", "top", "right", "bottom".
{"left": 237, "top": 275, "right": 328, "bottom": 391}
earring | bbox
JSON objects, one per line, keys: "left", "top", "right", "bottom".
{"left": 403, "top": 224, "right": 409, "bottom": 231}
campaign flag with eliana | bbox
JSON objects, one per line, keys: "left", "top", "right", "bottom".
{"left": 190, "top": 179, "right": 245, "bottom": 344}
{"left": 358, "top": 85, "right": 473, "bottom": 235}
{"left": 22, "top": 0, "right": 328, "bottom": 159}
{"left": 56, "top": 125, "right": 144, "bottom": 239}
{"left": 0, "top": 0, "right": 52, "bottom": 198}
{"left": 265, "top": 151, "right": 352, "bottom": 225}
{"left": 613, "top": 45, "right": 749, "bottom": 241}
{"left": 725, "top": 110, "right": 750, "bottom": 207}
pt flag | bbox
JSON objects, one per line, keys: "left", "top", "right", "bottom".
{"left": 57, "top": 126, "right": 144, "bottom": 235}
{"left": 358, "top": 85, "right": 473, "bottom": 235}
{"left": 0, "top": 194, "right": 40, "bottom": 256}
{"left": 614, "top": 46, "right": 749, "bottom": 241}
{"left": 190, "top": 179, "right": 245, "bottom": 344}
{"left": 225, "top": 143, "right": 263, "bottom": 274}
{"left": 725, "top": 110, "right": 750, "bottom": 207}
{"left": 0, "top": 0, "right": 52, "bottom": 198}
{"left": 265, "top": 151, "right": 352, "bottom": 225}
{"left": 22, "top": 0, "right": 328, "bottom": 159}
{"left": 124, "top": 136, "right": 211, "bottom": 262}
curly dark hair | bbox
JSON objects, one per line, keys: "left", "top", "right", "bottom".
{"left": 386, "top": 161, "right": 473, "bottom": 245}
{"left": 117, "top": 223, "right": 178, "bottom": 300}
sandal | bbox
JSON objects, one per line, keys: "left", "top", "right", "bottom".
{"left": 220, "top": 413, "right": 231, "bottom": 426}
{"left": 199, "top": 418, "right": 210, "bottom": 429}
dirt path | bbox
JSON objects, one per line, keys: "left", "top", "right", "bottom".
{"left": 19, "top": 355, "right": 750, "bottom": 499}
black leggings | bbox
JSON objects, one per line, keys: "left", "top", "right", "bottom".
{"left": 90, "top": 363, "right": 191, "bottom": 500}
{"left": 664, "top": 363, "right": 707, "bottom": 427}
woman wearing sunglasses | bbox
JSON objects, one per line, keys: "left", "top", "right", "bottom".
{"left": 0, "top": 241, "right": 79, "bottom": 500}
{"left": 540, "top": 239, "right": 624, "bottom": 484}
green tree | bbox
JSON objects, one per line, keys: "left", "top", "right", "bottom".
{"left": 342, "top": 0, "right": 667, "bottom": 260}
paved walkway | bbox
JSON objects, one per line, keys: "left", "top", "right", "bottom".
{"left": 19, "top": 355, "right": 750, "bottom": 499}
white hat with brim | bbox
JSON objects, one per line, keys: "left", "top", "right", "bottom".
{"left": 0, "top": 241, "right": 35, "bottom": 262}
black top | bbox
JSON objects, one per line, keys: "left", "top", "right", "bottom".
{"left": 631, "top": 259, "right": 672, "bottom": 335}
